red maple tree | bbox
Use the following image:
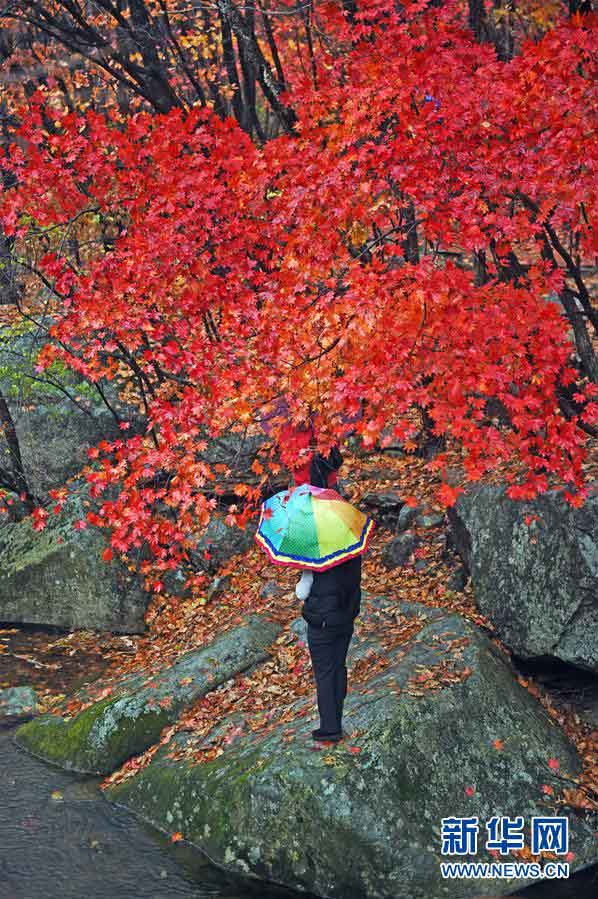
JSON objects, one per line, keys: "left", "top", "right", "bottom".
{"left": 0, "top": 1, "right": 595, "bottom": 587}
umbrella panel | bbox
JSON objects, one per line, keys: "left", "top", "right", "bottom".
{"left": 257, "top": 486, "right": 373, "bottom": 569}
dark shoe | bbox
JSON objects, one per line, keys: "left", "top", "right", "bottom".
{"left": 312, "top": 728, "right": 343, "bottom": 742}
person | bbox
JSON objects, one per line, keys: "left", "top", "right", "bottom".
{"left": 287, "top": 427, "right": 343, "bottom": 489}
{"left": 295, "top": 554, "right": 362, "bottom": 742}
{"left": 307, "top": 444, "right": 343, "bottom": 489}
{"left": 277, "top": 411, "right": 343, "bottom": 489}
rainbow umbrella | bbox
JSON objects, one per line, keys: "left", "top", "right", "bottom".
{"left": 255, "top": 484, "right": 374, "bottom": 572}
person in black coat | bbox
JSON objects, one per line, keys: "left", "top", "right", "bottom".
{"left": 308, "top": 444, "right": 343, "bottom": 490}
{"left": 295, "top": 554, "right": 361, "bottom": 741}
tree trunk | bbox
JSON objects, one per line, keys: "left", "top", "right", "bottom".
{"left": 569, "top": 0, "right": 593, "bottom": 14}
{"left": 0, "top": 387, "right": 35, "bottom": 512}
{"left": 402, "top": 203, "right": 420, "bottom": 264}
{"left": 468, "top": 0, "right": 515, "bottom": 61}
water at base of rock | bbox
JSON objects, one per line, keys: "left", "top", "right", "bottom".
{"left": 0, "top": 729, "right": 303, "bottom": 899}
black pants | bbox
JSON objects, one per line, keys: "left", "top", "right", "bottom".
{"left": 307, "top": 624, "right": 353, "bottom": 734}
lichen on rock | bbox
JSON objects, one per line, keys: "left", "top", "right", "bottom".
{"left": 448, "top": 484, "right": 598, "bottom": 672}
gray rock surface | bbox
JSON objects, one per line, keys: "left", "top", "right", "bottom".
{"left": 0, "top": 686, "right": 39, "bottom": 721}
{"left": 106, "top": 600, "right": 597, "bottom": 899}
{"left": 362, "top": 491, "right": 404, "bottom": 512}
{"left": 16, "top": 614, "right": 281, "bottom": 773}
{"left": 0, "top": 487, "right": 149, "bottom": 632}
{"left": 362, "top": 491, "right": 403, "bottom": 529}
{"left": 449, "top": 483, "right": 598, "bottom": 672}
{"left": 192, "top": 516, "right": 257, "bottom": 574}
{"left": 447, "top": 565, "right": 468, "bottom": 593}
{"left": 415, "top": 512, "right": 445, "bottom": 529}
{"left": 381, "top": 532, "right": 419, "bottom": 568}
{"left": 397, "top": 503, "right": 420, "bottom": 532}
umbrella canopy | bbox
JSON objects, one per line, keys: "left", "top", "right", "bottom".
{"left": 255, "top": 484, "right": 374, "bottom": 571}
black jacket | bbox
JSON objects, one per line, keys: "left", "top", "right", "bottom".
{"left": 301, "top": 555, "right": 361, "bottom": 629}
{"left": 309, "top": 446, "right": 343, "bottom": 488}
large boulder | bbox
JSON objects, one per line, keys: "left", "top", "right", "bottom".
{"left": 0, "top": 487, "right": 148, "bottom": 632}
{"left": 16, "top": 613, "right": 281, "bottom": 773}
{"left": 106, "top": 600, "right": 597, "bottom": 899}
{"left": 448, "top": 483, "right": 598, "bottom": 672}
{"left": 164, "top": 515, "right": 258, "bottom": 595}
{"left": 1, "top": 390, "right": 122, "bottom": 499}
{"left": 192, "top": 515, "right": 257, "bottom": 574}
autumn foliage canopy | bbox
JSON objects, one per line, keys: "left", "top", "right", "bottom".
{"left": 0, "top": 0, "right": 596, "bottom": 588}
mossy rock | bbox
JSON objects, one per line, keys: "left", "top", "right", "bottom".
{"left": 0, "top": 486, "right": 148, "bottom": 632}
{"left": 107, "top": 602, "right": 597, "bottom": 899}
{"left": 16, "top": 614, "right": 281, "bottom": 774}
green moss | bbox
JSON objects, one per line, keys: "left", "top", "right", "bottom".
{"left": 16, "top": 697, "right": 172, "bottom": 775}
{"left": 0, "top": 506, "right": 89, "bottom": 578}
{"left": 234, "top": 752, "right": 276, "bottom": 785}
{"left": 16, "top": 698, "right": 115, "bottom": 772}
{"left": 108, "top": 742, "right": 278, "bottom": 844}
